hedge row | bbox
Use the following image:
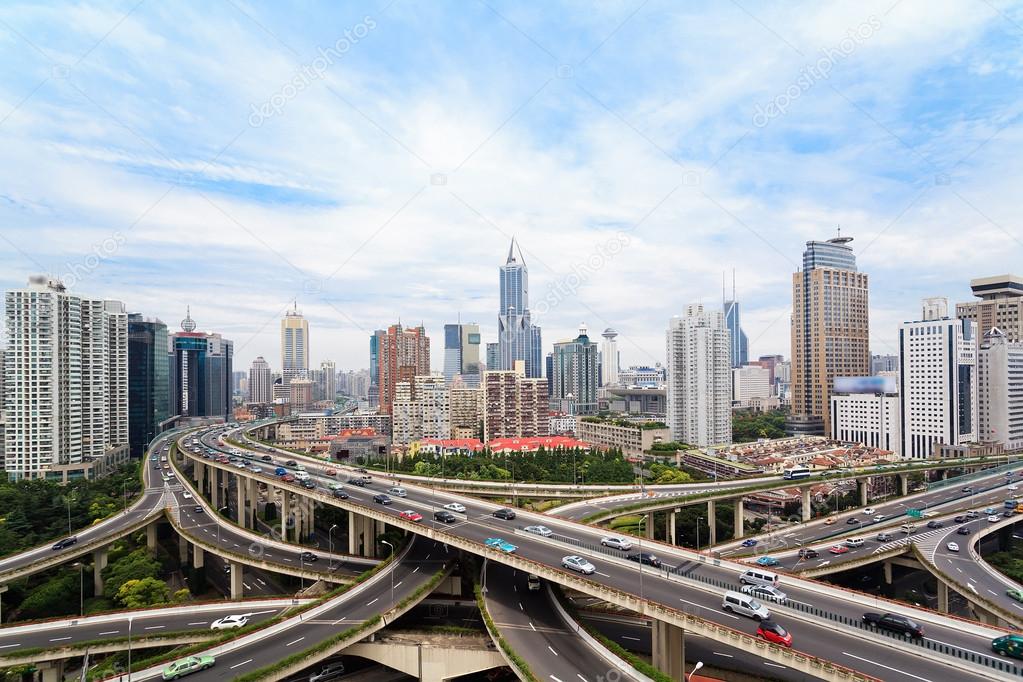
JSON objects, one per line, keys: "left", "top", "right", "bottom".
{"left": 475, "top": 583, "right": 539, "bottom": 682}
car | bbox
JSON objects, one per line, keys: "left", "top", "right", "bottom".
{"left": 953, "top": 515, "right": 967, "bottom": 523}
{"left": 51, "top": 536, "right": 78, "bottom": 550}
{"left": 797, "top": 548, "right": 819, "bottom": 559}
{"left": 373, "top": 494, "right": 392, "bottom": 505}
{"left": 989, "top": 515, "right": 1002, "bottom": 523}
{"left": 741, "top": 584, "right": 788, "bottom": 604}
{"left": 829, "top": 545, "right": 849, "bottom": 555}
{"left": 562, "top": 555, "right": 596, "bottom": 574}
{"left": 193, "top": 506, "right": 204, "bottom": 513}
{"left": 862, "top": 507, "right": 875, "bottom": 515}
{"left": 324, "top": 467, "right": 337, "bottom": 476}
{"left": 992, "top": 634, "right": 1023, "bottom": 660}
{"left": 526, "top": 574, "right": 542, "bottom": 591}
{"left": 492, "top": 508, "right": 516, "bottom": 520}
{"left": 755, "top": 556, "right": 779, "bottom": 566}
{"left": 182, "top": 492, "right": 193, "bottom": 499}
{"left": 957, "top": 525, "right": 972, "bottom": 535}
{"left": 347, "top": 477, "right": 366, "bottom": 487}
{"left": 328, "top": 482, "right": 345, "bottom": 490}
{"left": 331, "top": 489, "right": 349, "bottom": 499}
{"left": 845, "top": 537, "right": 865, "bottom": 548}
{"left": 210, "top": 614, "right": 249, "bottom": 630}
{"left": 281, "top": 474, "right": 295, "bottom": 483}
{"left": 309, "top": 662, "right": 346, "bottom": 682}
{"left": 1007, "top": 588, "right": 1023, "bottom": 603}
{"left": 399, "top": 510, "right": 423, "bottom": 522}
{"left": 966, "top": 510, "right": 981, "bottom": 519}
{"left": 962, "top": 486, "right": 973, "bottom": 493}
{"left": 154, "top": 464, "right": 161, "bottom": 470}
{"left": 741, "top": 538, "right": 758, "bottom": 548}
{"left": 601, "top": 536, "right": 633, "bottom": 551}
{"left": 756, "top": 619, "right": 793, "bottom": 647}
{"left": 275, "top": 467, "right": 287, "bottom": 476}
{"left": 824, "top": 517, "right": 837, "bottom": 525}
{"left": 250, "top": 466, "right": 262, "bottom": 474}
{"left": 985, "top": 507, "right": 998, "bottom": 515}
{"left": 150, "top": 455, "right": 158, "bottom": 461}
{"left": 873, "top": 514, "right": 885, "bottom": 522}
{"left": 1010, "top": 485, "right": 1019, "bottom": 491}
{"left": 161, "top": 655, "right": 215, "bottom": 679}
{"left": 299, "top": 551, "right": 318, "bottom": 563}
{"left": 876, "top": 532, "right": 893, "bottom": 542}
{"left": 524, "top": 525, "right": 553, "bottom": 537}
{"left": 484, "top": 537, "right": 517, "bottom": 553}
{"left": 434, "top": 510, "right": 456, "bottom": 523}
{"left": 167, "top": 472, "right": 176, "bottom": 478}
{"left": 260, "top": 455, "right": 273, "bottom": 462}
{"left": 627, "top": 552, "right": 662, "bottom": 567}
{"left": 946, "top": 542, "right": 960, "bottom": 552}
{"left": 862, "top": 612, "right": 924, "bottom": 638}
{"left": 389, "top": 487, "right": 407, "bottom": 497}
{"left": 846, "top": 517, "right": 861, "bottom": 525}
{"left": 1007, "top": 510, "right": 1017, "bottom": 518}
{"left": 301, "top": 479, "right": 316, "bottom": 489}
{"left": 926, "top": 520, "right": 944, "bottom": 529}
{"left": 444, "top": 502, "right": 466, "bottom": 513}
{"left": 286, "top": 460, "right": 297, "bottom": 466}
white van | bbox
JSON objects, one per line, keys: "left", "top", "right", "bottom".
{"left": 294, "top": 471, "right": 311, "bottom": 481}
{"left": 845, "top": 537, "right": 865, "bottom": 548}
{"left": 389, "top": 487, "right": 407, "bottom": 498}
{"left": 739, "top": 568, "right": 779, "bottom": 588}
{"left": 900, "top": 523, "right": 916, "bottom": 534}
{"left": 722, "top": 591, "right": 770, "bottom": 620}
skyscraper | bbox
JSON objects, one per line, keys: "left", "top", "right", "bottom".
{"left": 128, "top": 314, "right": 170, "bottom": 457}
{"left": 498, "top": 238, "right": 542, "bottom": 378}
{"left": 248, "top": 356, "right": 272, "bottom": 403}
{"left": 281, "top": 303, "right": 309, "bottom": 385}
{"left": 723, "top": 272, "right": 748, "bottom": 368}
{"left": 956, "top": 274, "right": 1023, "bottom": 342}
{"left": 551, "top": 324, "right": 600, "bottom": 415}
{"left": 665, "top": 304, "right": 732, "bottom": 448}
{"left": 978, "top": 327, "right": 1023, "bottom": 450}
{"left": 4, "top": 276, "right": 129, "bottom": 481}
{"left": 600, "top": 328, "right": 620, "bottom": 386}
{"left": 368, "top": 329, "right": 384, "bottom": 409}
{"left": 789, "top": 233, "right": 870, "bottom": 436}
{"left": 318, "top": 360, "right": 337, "bottom": 401}
{"left": 443, "top": 321, "right": 482, "bottom": 386}
{"left": 485, "top": 342, "right": 499, "bottom": 372}
{"left": 377, "top": 323, "right": 431, "bottom": 414}
{"left": 168, "top": 309, "right": 233, "bottom": 420}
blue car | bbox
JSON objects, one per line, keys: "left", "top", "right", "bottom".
{"left": 755, "top": 556, "right": 779, "bottom": 567}
{"left": 484, "top": 537, "right": 518, "bottom": 553}
{"left": 741, "top": 539, "right": 758, "bottom": 548}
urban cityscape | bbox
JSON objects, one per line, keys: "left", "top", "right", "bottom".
{"left": 1, "top": 2, "right": 1023, "bottom": 682}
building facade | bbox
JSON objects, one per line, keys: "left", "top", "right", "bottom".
{"left": 600, "top": 328, "right": 619, "bottom": 386}
{"left": 977, "top": 328, "right": 1023, "bottom": 451}
{"left": 127, "top": 314, "right": 170, "bottom": 457}
{"left": 723, "top": 273, "right": 748, "bottom": 368}
{"left": 575, "top": 418, "right": 670, "bottom": 456}
{"left": 377, "top": 323, "right": 431, "bottom": 414}
{"left": 732, "top": 365, "right": 772, "bottom": 406}
{"left": 550, "top": 324, "right": 600, "bottom": 415}
{"left": 443, "top": 322, "right": 482, "bottom": 387}
{"left": 168, "top": 309, "right": 233, "bottom": 420}
{"left": 248, "top": 356, "right": 272, "bottom": 404}
{"left": 482, "top": 362, "right": 549, "bottom": 441}
{"left": 280, "top": 303, "right": 309, "bottom": 385}
{"left": 789, "top": 234, "right": 870, "bottom": 436}
{"left": 956, "top": 274, "right": 1023, "bottom": 341}
{"left": 450, "top": 387, "right": 483, "bottom": 439}
{"left": 665, "top": 304, "right": 732, "bottom": 448}
{"left": 392, "top": 374, "right": 451, "bottom": 445}
{"left": 498, "top": 238, "right": 542, "bottom": 378}
{"left": 830, "top": 391, "right": 900, "bottom": 453}
{"left": 618, "top": 364, "right": 666, "bottom": 387}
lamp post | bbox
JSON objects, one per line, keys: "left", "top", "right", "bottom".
{"left": 328, "top": 524, "right": 338, "bottom": 570}
{"left": 381, "top": 539, "right": 395, "bottom": 607}
{"left": 74, "top": 562, "right": 83, "bottom": 616}
{"left": 687, "top": 660, "right": 704, "bottom": 681}
{"left": 127, "top": 616, "right": 133, "bottom": 682}
{"left": 696, "top": 516, "right": 703, "bottom": 553}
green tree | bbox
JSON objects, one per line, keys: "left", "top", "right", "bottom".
{"left": 116, "top": 577, "right": 169, "bottom": 608}
{"left": 16, "top": 573, "right": 78, "bottom": 620}
{"left": 102, "top": 548, "right": 162, "bottom": 599}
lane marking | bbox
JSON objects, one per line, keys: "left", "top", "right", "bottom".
{"left": 765, "top": 662, "right": 786, "bottom": 669}
{"left": 519, "top": 602, "right": 524, "bottom": 611}
{"left": 230, "top": 659, "right": 253, "bottom": 670}
{"left": 578, "top": 675, "right": 588, "bottom": 682}
{"left": 98, "top": 630, "right": 120, "bottom": 635}
{"left": 394, "top": 581, "right": 403, "bottom": 588}
{"left": 679, "top": 598, "right": 739, "bottom": 620}
{"left": 332, "top": 616, "right": 347, "bottom": 626}
{"left": 621, "top": 636, "right": 640, "bottom": 641}
{"left": 0, "top": 644, "right": 20, "bottom": 649}
{"left": 367, "top": 598, "right": 378, "bottom": 606}
{"left": 551, "top": 677, "right": 564, "bottom": 682}
{"left": 144, "top": 625, "right": 164, "bottom": 630}
{"left": 285, "top": 637, "right": 305, "bottom": 647}
{"left": 186, "top": 622, "right": 206, "bottom": 626}
{"left": 529, "top": 622, "right": 536, "bottom": 631}
{"left": 842, "top": 652, "right": 932, "bottom": 681}
{"left": 49, "top": 637, "right": 71, "bottom": 642}
{"left": 713, "top": 652, "right": 733, "bottom": 658}
{"left": 595, "top": 572, "right": 612, "bottom": 577}
{"left": 547, "top": 645, "right": 558, "bottom": 656}
{"left": 413, "top": 567, "right": 420, "bottom": 573}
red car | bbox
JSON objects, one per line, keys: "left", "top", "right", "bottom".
{"left": 399, "top": 510, "right": 423, "bottom": 522}
{"left": 325, "top": 467, "right": 337, "bottom": 476}
{"left": 829, "top": 545, "right": 849, "bottom": 555}
{"left": 281, "top": 474, "right": 296, "bottom": 483}
{"left": 757, "top": 620, "right": 792, "bottom": 647}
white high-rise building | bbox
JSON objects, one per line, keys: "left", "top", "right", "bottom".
{"left": 281, "top": 303, "right": 309, "bottom": 385}
{"left": 319, "top": 360, "right": 336, "bottom": 401}
{"left": 600, "top": 328, "right": 619, "bottom": 386}
{"left": 732, "top": 365, "right": 771, "bottom": 406}
{"left": 831, "top": 391, "right": 900, "bottom": 453}
{"left": 898, "top": 298, "right": 978, "bottom": 458}
{"left": 248, "top": 356, "right": 272, "bottom": 403}
{"left": 4, "top": 276, "right": 129, "bottom": 481}
{"left": 665, "top": 304, "right": 732, "bottom": 448}
{"left": 977, "top": 328, "right": 1023, "bottom": 450}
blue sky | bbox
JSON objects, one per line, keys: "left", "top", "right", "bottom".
{"left": 1, "top": 0, "right": 1022, "bottom": 371}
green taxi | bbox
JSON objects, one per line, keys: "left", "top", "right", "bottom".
{"left": 161, "top": 654, "right": 216, "bottom": 679}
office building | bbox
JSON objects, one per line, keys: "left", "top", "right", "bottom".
{"left": 377, "top": 323, "right": 431, "bottom": 414}
{"left": 665, "top": 304, "right": 732, "bottom": 448}
{"left": 754, "top": 354, "right": 784, "bottom": 387}
{"left": 830, "top": 391, "right": 900, "bottom": 453}
{"left": 317, "top": 360, "right": 336, "bottom": 401}
{"left": 368, "top": 330, "right": 384, "bottom": 408}
{"left": 281, "top": 303, "right": 309, "bottom": 385}
{"left": 248, "top": 357, "right": 272, "bottom": 403}
{"left": 618, "top": 364, "right": 667, "bottom": 387}
{"left": 602, "top": 386, "right": 667, "bottom": 417}
{"left": 600, "top": 328, "right": 620, "bottom": 386}
{"left": 4, "top": 276, "right": 129, "bottom": 481}
{"left": 977, "top": 328, "right": 1023, "bottom": 451}
{"left": 483, "top": 361, "right": 549, "bottom": 441}
{"left": 127, "top": 314, "right": 171, "bottom": 457}
{"left": 550, "top": 324, "right": 600, "bottom": 415}
{"left": 575, "top": 418, "right": 670, "bottom": 457}
{"left": 723, "top": 272, "right": 748, "bottom": 368}
{"left": 498, "top": 238, "right": 542, "bottom": 378}
{"left": 443, "top": 322, "right": 482, "bottom": 386}
{"left": 485, "top": 342, "right": 499, "bottom": 372}
{"left": 956, "top": 274, "right": 1023, "bottom": 341}
{"left": 732, "top": 365, "right": 772, "bottom": 406}
{"left": 789, "top": 233, "right": 870, "bottom": 436}
{"left": 289, "top": 378, "right": 314, "bottom": 414}
{"left": 871, "top": 354, "right": 899, "bottom": 374}
{"left": 899, "top": 298, "right": 977, "bottom": 458}
{"left": 168, "top": 309, "right": 233, "bottom": 420}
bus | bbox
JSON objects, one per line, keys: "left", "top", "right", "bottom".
{"left": 783, "top": 466, "right": 811, "bottom": 480}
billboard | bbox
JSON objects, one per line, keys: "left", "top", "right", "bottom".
{"left": 834, "top": 376, "right": 896, "bottom": 394}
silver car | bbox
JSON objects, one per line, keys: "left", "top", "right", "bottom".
{"left": 562, "top": 555, "right": 596, "bottom": 575}
{"left": 600, "top": 536, "right": 633, "bottom": 551}
{"left": 740, "top": 583, "right": 788, "bottom": 604}
{"left": 524, "top": 525, "right": 553, "bottom": 537}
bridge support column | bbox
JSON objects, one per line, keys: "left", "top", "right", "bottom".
{"left": 236, "top": 474, "right": 247, "bottom": 528}
{"left": 898, "top": 473, "right": 908, "bottom": 497}
{"left": 669, "top": 511, "right": 677, "bottom": 545}
{"left": 801, "top": 486, "right": 812, "bottom": 522}
{"left": 93, "top": 547, "right": 108, "bottom": 595}
{"left": 195, "top": 461, "right": 206, "bottom": 497}
{"left": 859, "top": 478, "right": 870, "bottom": 507}
{"left": 883, "top": 560, "right": 892, "bottom": 586}
{"left": 707, "top": 501, "right": 717, "bottom": 546}
{"left": 280, "top": 490, "right": 290, "bottom": 542}
{"left": 645, "top": 512, "right": 655, "bottom": 540}
{"left": 363, "top": 515, "right": 379, "bottom": 558}
{"left": 36, "top": 659, "right": 64, "bottom": 682}
{"left": 178, "top": 535, "right": 189, "bottom": 564}
{"left": 193, "top": 545, "right": 204, "bottom": 569}
{"left": 230, "top": 562, "right": 244, "bottom": 599}
{"left": 210, "top": 468, "right": 221, "bottom": 509}
{"left": 651, "top": 619, "right": 685, "bottom": 680}
{"left": 348, "top": 512, "right": 358, "bottom": 554}
{"left": 146, "top": 521, "right": 158, "bottom": 557}
{"left": 306, "top": 498, "right": 316, "bottom": 542}
{"left": 937, "top": 581, "right": 949, "bottom": 613}
{"left": 733, "top": 498, "right": 745, "bottom": 539}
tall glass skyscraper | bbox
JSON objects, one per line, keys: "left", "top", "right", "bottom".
{"left": 498, "top": 238, "right": 542, "bottom": 378}
{"left": 443, "top": 321, "right": 482, "bottom": 386}
{"left": 128, "top": 314, "right": 170, "bottom": 457}
{"left": 723, "top": 272, "right": 748, "bottom": 369}
{"left": 168, "top": 309, "right": 233, "bottom": 420}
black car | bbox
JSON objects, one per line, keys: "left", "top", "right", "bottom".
{"left": 347, "top": 478, "right": 366, "bottom": 487}
{"left": 862, "top": 612, "right": 924, "bottom": 638}
{"left": 356, "top": 467, "right": 368, "bottom": 473}
{"left": 300, "top": 551, "right": 318, "bottom": 563}
{"left": 331, "top": 489, "right": 349, "bottom": 499}
{"left": 260, "top": 455, "right": 273, "bottom": 462}
{"left": 627, "top": 552, "right": 662, "bottom": 567}
{"left": 301, "top": 479, "right": 316, "bottom": 489}
{"left": 962, "top": 487, "right": 973, "bottom": 493}
{"left": 373, "top": 494, "right": 392, "bottom": 505}
{"left": 434, "top": 510, "right": 457, "bottom": 523}
{"left": 797, "top": 548, "right": 820, "bottom": 559}
{"left": 286, "top": 460, "right": 298, "bottom": 466}
{"left": 953, "top": 515, "right": 967, "bottom": 523}
{"left": 957, "top": 526, "right": 972, "bottom": 535}
{"left": 493, "top": 508, "right": 516, "bottom": 520}
{"left": 51, "top": 536, "right": 78, "bottom": 550}
{"left": 926, "top": 520, "right": 944, "bottom": 529}
{"left": 193, "top": 506, "right": 204, "bottom": 513}
{"left": 846, "top": 517, "right": 861, "bottom": 525}
{"left": 1005, "top": 510, "right": 1016, "bottom": 518}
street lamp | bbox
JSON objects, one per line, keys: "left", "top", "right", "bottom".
{"left": 127, "top": 616, "right": 134, "bottom": 682}
{"left": 328, "top": 524, "right": 338, "bottom": 569}
{"left": 687, "top": 661, "right": 704, "bottom": 681}
{"left": 73, "top": 562, "right": 83, "bottom": 616}
{"left": 381, "top": 539, "right": 395, "bottom": 607}
{"left": 696, "top": 516, "right": 703, "bottom": 553}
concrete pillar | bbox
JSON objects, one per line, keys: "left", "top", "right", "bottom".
{"left": 651, "top": 619, "right": 684, "bottom": 680}
{"left": 280, "top": 489, "right": 290, "bottom": 542}
{"left": 645, "top": 512, "right": 655, "bottom": 540}
{"left": 93, "top": 548, "right": 108, "bottom": 595}
{"left": 733, "top": 498, "right": 745, "bottom": 539}
{"left": 859, "top": 478, "right": 869, "bottom": 507}
{"left": 178, "top": 536, "right": 189, "bottom": 564}
{"left": 236, "top": 474, "right": 247, "bottom": 528}
{"left": 36, "top": 659, "right": 64, "bottom": 682}
{"left": 363, "top": 515, "right": 378, "bottom": 558}
{"left": 669, "top": 511, "right": 677, "bottom": 546}
{"left": 211, "top": 468, "right": 221, "bottom": 509}
{"left": 898, "top": 473, "right": 908, "bottom": 497}
{"left": 307, "top": 497, "right": 316, "bottom": 540}
{"left": 937, "top": 581, "right": 949, "bottom": 613}
{"left": 883, "top": 560, "right": 892, "bottom": 586}
{"left": 146, "top": 522, "right": 158, "bottom": 556}
{"left": 294, "top": 498, "right": 304, "bottom": 543}
{"left": 193, "top": 545, "right": 204, "bottom": 569}
{"left": 230, "top": 562, "right": 244, "bottom": 599}
{"left": 348, "top": 512, "right": 358, "bottom": 554}
{"left": 707, "top": 500, "right": 717, "bottom": 546}
{"left": 801, "top": 486, "right": 812, "bottom": 522}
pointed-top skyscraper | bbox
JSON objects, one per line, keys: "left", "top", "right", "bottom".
{"left": 723, "top": 270, "right": 748, "bottom": 368}
{"left": 498, "top": 238, "right": 542, "bottom": 378}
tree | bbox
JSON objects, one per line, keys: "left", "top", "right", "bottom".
{"left": 16, "top": 573, "right": 77, "bottom": 620}
{"left": 102, "top": 549, "right": 162, "bottom": 599}
{"left": 116, "top": 578, "right": 169, "bottom": 608}
{"left": 172, "top": 588, "right": 191, "bottom": 603}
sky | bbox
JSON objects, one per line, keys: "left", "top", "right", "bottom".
{"left": 1, "top": 0, "right": 1022, "bottom": 373}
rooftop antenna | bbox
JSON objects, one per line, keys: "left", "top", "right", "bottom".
{"left": 732, "top": 268, "right": 736, "bottom": 300}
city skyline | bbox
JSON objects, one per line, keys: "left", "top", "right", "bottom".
{"left": 1, "top": 2, "right": 1020, "bottom": 371}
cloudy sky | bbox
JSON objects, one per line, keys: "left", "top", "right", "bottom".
{"left": 1, "top": 0, "right": 1021, "bottom": 372}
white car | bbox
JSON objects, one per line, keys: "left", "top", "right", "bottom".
{"left": 210, "top": 614, "right": 249, "bottom": 630}
{"left": 600, "top": 536, "right": 633, "bottom": 551}
{"left": 873, "top": 514, "right": 885, "bottom": 522}
{"left": 562, "top": 555, "right": 596, "bottom": 575}
{"left": 988, "top": 515, "right": 1001, "bottom": 523}
{"left": 524, "top": 525, "right": 553, "bottom": 537}
{"left": 862, "top": 507, "right": 875, "bottom": 515}
{"left": 444, "top": 503, "right": 466, "bottom": 513}
{"left": 182, "top": 492, "right": 193, "bottom": 499}
{"left": 946, "top": 542, "right": 960, "bottom": 552}
{"left": 740, "top": 584, "right": 788, "bottom": 604}
{"left": 1009, "top": 485, "right": 1019, "bottom": 491}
